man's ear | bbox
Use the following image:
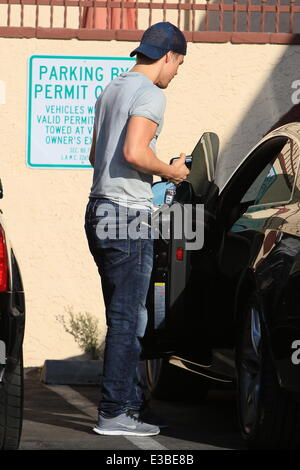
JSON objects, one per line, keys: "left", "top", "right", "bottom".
{"left": 165, "top": 51, "right": 172, "bottom": 63}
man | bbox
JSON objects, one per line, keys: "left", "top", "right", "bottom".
{"left": 85, "top": 21, "right": 189, "bottom": 437}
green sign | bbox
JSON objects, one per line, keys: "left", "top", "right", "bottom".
{"left": 27, "top": 55, "right": 135, "bottom": 169}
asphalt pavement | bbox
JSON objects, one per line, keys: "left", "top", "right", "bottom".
{"left": 20, "top": 367, "right": 246, "bottom": 452}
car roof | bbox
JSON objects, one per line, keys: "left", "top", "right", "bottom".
{"left": 219, "top": 122, "right": 300, "bottom": 195}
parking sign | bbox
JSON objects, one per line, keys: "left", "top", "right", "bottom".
{"left": 27, "top": 55, "right": 135, "bottom": 169}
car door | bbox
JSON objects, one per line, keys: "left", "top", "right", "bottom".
{"left": 208, "top": 126, "right": 298, "bottom": 346}
{"left": 143, "top": 132, "right": 220, "bottom": 358}
{"left": 215, "top": 123, "right": 300, "bottom": 280}
{"left": 215, "top": 123, "right": 300, "bottom": 364}
{"left": 144, "top": 123, "right": 300, "bottom": 360}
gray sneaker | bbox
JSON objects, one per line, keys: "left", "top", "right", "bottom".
{"left": 93, "top": 410, "right": 160, "bottom": 436}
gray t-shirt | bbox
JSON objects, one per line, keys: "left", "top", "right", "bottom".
{"left": 89, "top": 72, "right": 166, "bottom": 210}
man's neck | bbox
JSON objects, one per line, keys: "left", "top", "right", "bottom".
{"left": 130, "top": 64, "right": 160, "bottom": 84}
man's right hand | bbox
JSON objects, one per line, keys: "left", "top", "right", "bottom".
{"left": 168, "top": 153, "right": 190, "bottom": 184}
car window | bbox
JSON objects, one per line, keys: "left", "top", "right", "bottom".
{"left": 241, "top": 138, "right": 299, "bottom": 208}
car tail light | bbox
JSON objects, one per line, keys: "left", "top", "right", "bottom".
{"left": 176, "top": 247, "right": 184, "bottom": 261}
{"left": 0, "top": 225, "right": 8, "bottom": 292}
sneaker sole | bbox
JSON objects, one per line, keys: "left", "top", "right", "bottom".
{"left": 93, "top": 426, "right": 160, "bottom": 437}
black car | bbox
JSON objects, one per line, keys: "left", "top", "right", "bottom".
{"left": 0, "top": 179, "right": 25, "bottom": 450}
{"left": 142, "top": 122, "right": 300, "bottom": 450}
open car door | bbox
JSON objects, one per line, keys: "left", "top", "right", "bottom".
{"left": 142, "top": 132, "right": 220, "bottom": 358}
{"left": 141, "top": 123, "right": 300, "bottom": 448}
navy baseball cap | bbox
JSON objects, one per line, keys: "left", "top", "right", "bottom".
{"left": 130, "top": 22, "right": 187, "bottom": 60}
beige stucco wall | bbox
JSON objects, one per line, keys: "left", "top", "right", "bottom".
{"left": 0, "top": 36, "right": 298, "bottom": 366}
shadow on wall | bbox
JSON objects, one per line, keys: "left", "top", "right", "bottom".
{"left": 191, "top": 0, "right": 300, "bottom": 188}
{"left": 193, "top": 0, "right": 300, "bottom": 34}
{"left": 214, "top": 41, "right": 300, "bottom": 189}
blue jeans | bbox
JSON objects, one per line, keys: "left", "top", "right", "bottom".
{"left": 84, "top": 198, "right": 154, "bottom": 417}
